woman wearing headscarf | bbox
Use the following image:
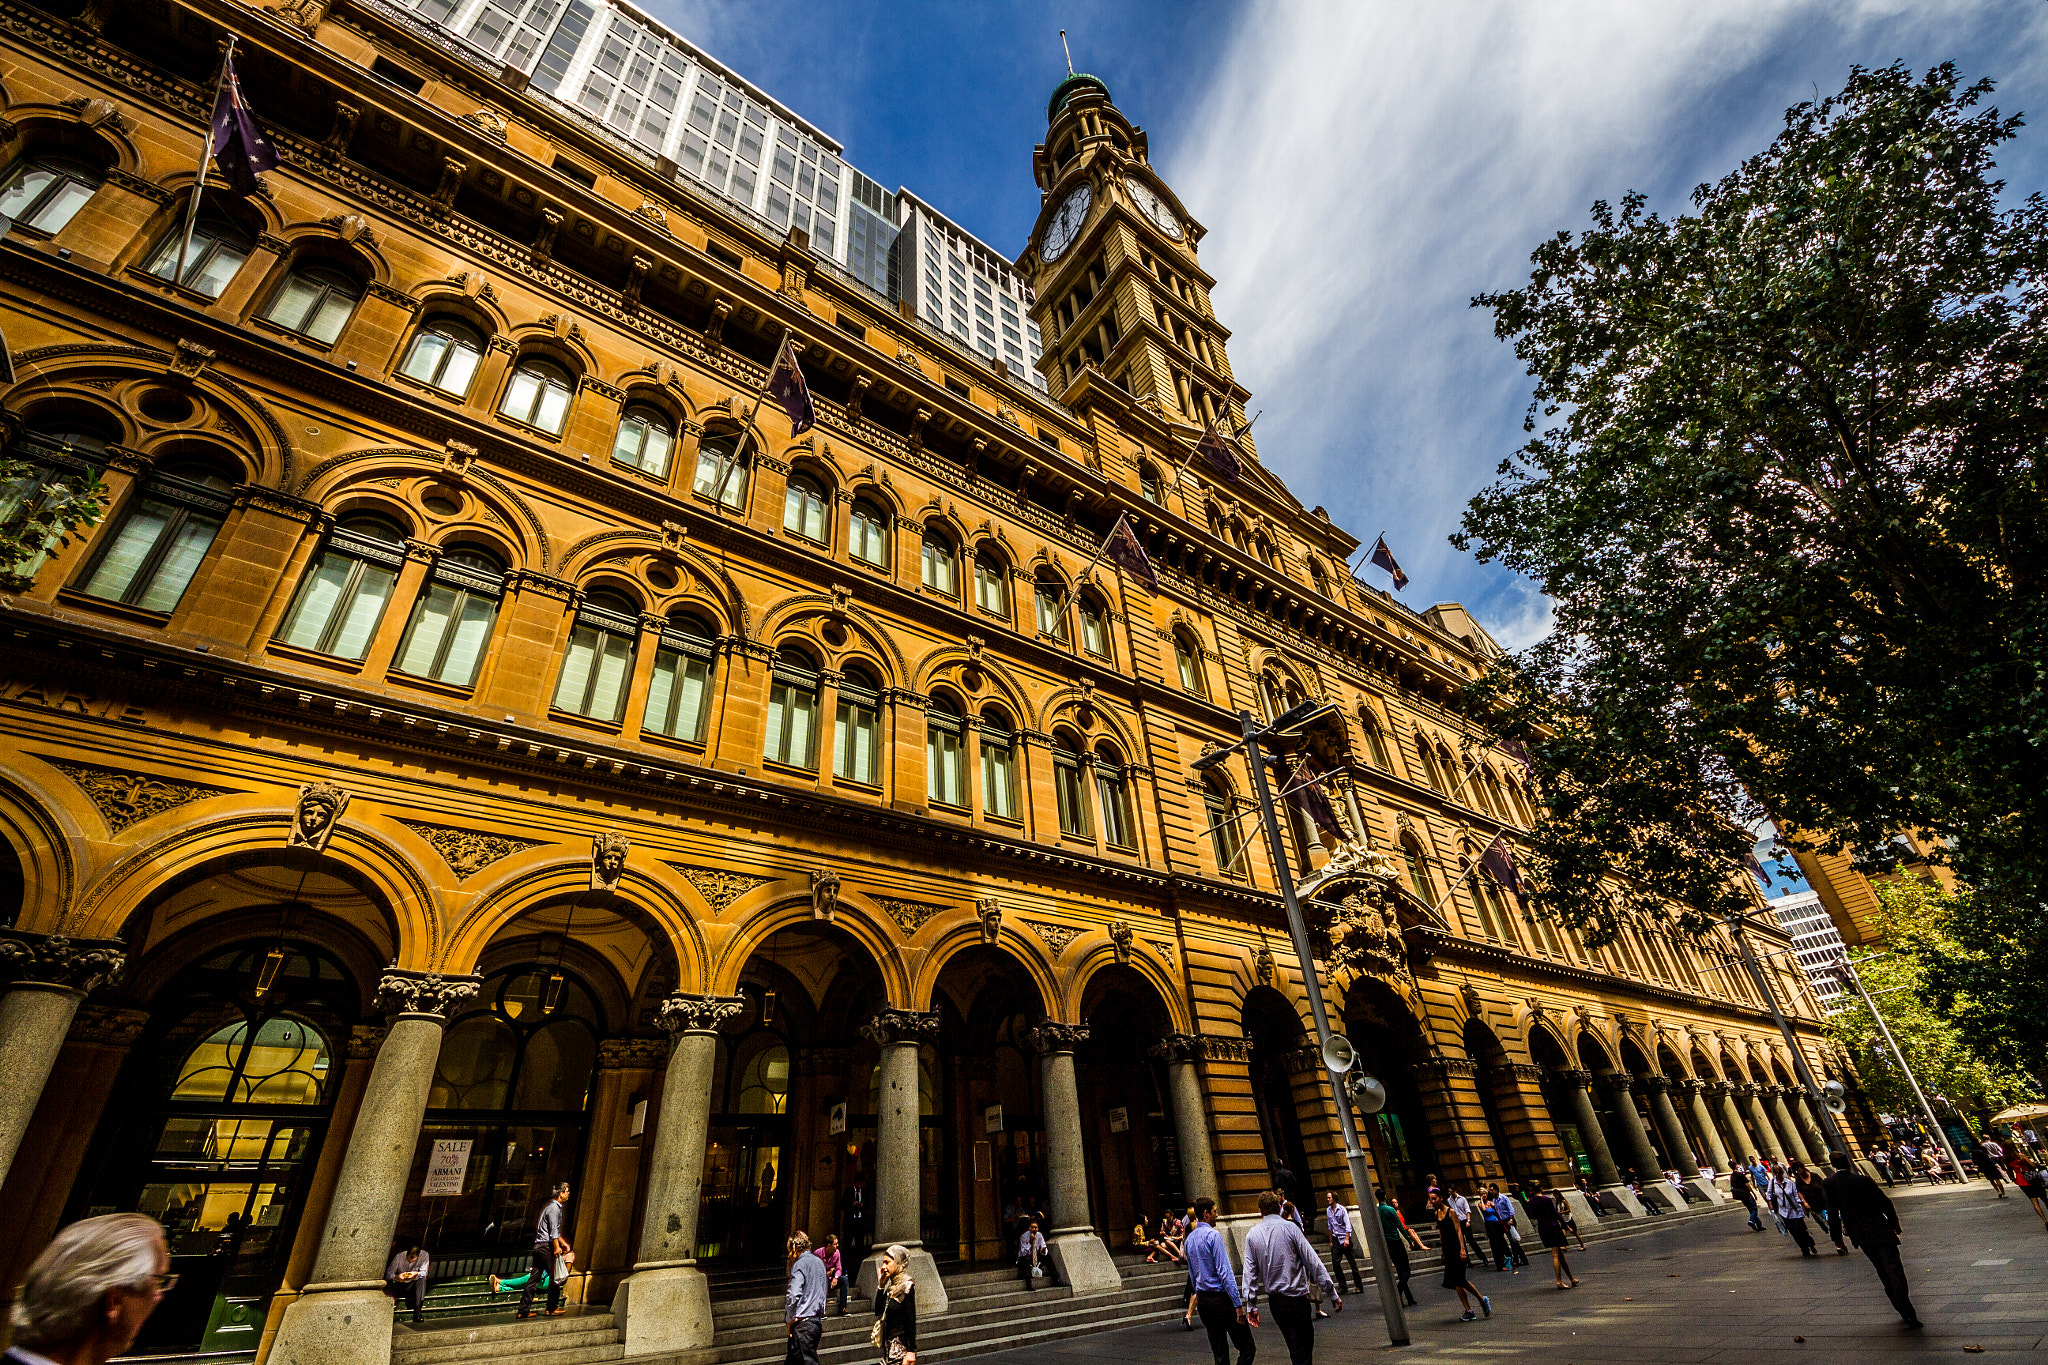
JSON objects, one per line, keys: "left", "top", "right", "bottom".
{"left": 870, "top": 1243, "right": 917, "bottom": 1365}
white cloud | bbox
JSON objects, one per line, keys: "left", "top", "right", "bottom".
{"left": 1163, "top": 0, "right": 2048, "bottom": 653}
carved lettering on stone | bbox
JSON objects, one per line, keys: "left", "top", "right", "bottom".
{"left": 286, "top": 782, "right": 350, "bottom": 853}
{"left": 401, "top": 821, "right": 544, "bottom": 880}
{"left": 44, "top": 758, "right": 235, "bottom": 834}
{"left": 591, "top": 831, "right": 630, "bottom": 891}
{"left": 668, "top": 864, "right": 777, "bottom": 913}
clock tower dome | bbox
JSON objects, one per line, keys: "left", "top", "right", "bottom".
{"left": 1022, "top": 73, "right": 1253, "bottom": 465}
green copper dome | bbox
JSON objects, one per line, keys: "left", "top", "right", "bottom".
{"left": 1048, "top": 73, "right": 1110, "bottom": 121}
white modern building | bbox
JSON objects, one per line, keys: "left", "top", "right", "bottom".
{"left": 1771, "top": 889, "right": 1850, "bottom": 1013}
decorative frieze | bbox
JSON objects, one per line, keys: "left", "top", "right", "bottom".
{"left": 878, "top": 897, "right": 945, "bottom": 937}
{"left": 43, "top": 758, "right": 236, "bottom": 835}
{"left": 67, "top": 1003, "right": 149, "bottom": 1047}
{"left": 598, "top": 1036, "right": 670, "bottom": 1069}
{"left": 401, "top": 821, "right": 544, "bottom": 880}
{"left": 666, "top": 864, "right": 776, "bottom": 913}
{"left": 1024, "top": 920, "right": 1083, "bottom": 954}
{"left": 1149, "top": 1033, "right": 1202, "bottom": 1064}
{"left": 0, "top": 930, "right": 126, "bottom": 993}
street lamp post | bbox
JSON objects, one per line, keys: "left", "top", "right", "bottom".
{"left": 1833, "top": 953, "right": 1969, "bottom": 1183}
{"left": 1727, "top": 912, "right": 1850, "bottom": 1159}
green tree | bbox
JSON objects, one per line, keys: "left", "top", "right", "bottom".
{"left": 1825, "top": 876, "right": 2037, "bottom": 1118}
{"left": 0, "top": 453, "right": 106, "bottom": 590}
{"left": 1455, "top": 64, "right": 2048, "bottom": 1065}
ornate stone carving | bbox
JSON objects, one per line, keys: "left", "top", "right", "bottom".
{"left": 170, "top": 339, "right": 215, "bottom": 378}
{"left": 286, "top": 781, "right": 350, "bottom": 852}
{"left": 1556, "top": 1067, "right": 1595, "bottom": 1088}
{"left": 68, "top": 1003, "right": 149, "bottom": 1047}
{"left": 1285, "top": 1045, "right": 1326, "bottom": 1077}
{"left": 1108, "top": 920, "right": 1133, "bottom": 965}
{"left": 656, "top": 993, "right": 745, "bottom": 1034}
{"left": 45, "top": 759, "right": 235, "bottom": 835}
{"left": 1598, "top": 1070, "right": 1635, "bottom": 1094}
{"left": 348, "top": 1023, "right": 388, "bottom": 1059}
{"left": 878, "top": 898, "right": 945, "bottom": 937}
{"left": 977, "top": 898, "right": 1002, "bottom": 944}
{"left": 590, "top": 831, "right": 630, "bottom": 891}
{"left": 401, "top": 821, "right": 543, "bottom": 880}
{"left": 807, "top": 868, "right": 840, "bottom": 922}
{"left": 1638, "top": 1074, "right": 1670, "bottom": 1095}
{"left": 861, "top": 1008, "right": 939, "bottom": 1046}
{"left": 323, "top": 101, "right": 358, "bottom": 153}
{"left": 1024, "top": 920, "right": 1083, "bottom": 954}
{"left": 1254, "top": 943, "right": 1276, "bottom": 987}
{"left": 1149, "top": 1033, "right": 1202, "bottom": 1064}
{"left": 1200, "top": 1035, "right": 1253, "bottom": 1063}
{"left": 374, "top": 969, "right": 482, "bottom": 1020}
{"left": 0, "top": 930, "right": 126, "bottom": 993}
{"left": 462, "top": 108, "right": 508, "bottom": 141}
{"left": 1325, "top": 886, "right": 1406, "bottom": 981}
{"left": 669, "top": 864, "right": 777, "bottom": 913}
{"left": 1027, "top": 1020, "right": 1090, "bottom": 1053}
{"left": 1151, "top": 939, "right": 1176, "bottom": 965}
{"left": 270, "top": 0, "right": 332, "bottom": 32}
{"left": 598, "top": 1036, "right": 670, "bottom": 1069}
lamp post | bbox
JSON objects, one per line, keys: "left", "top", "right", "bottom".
{"left": 1201, "top": 704, "right": 1409, "bottom": 1345}
{"left": 1833, "top": 953, "right": 1968, "bottom": 1182}
{"left": 1726, "top": 911, "right": 1849, "bottom": 1159}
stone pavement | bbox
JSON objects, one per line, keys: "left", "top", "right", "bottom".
{"left": 957, "top": 1183, "right": 2047, "bottom": 1364}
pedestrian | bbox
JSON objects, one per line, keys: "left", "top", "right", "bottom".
{"left": 1447, "top": 1184, "right": 1475, "bottom": 1251}
{"left": 384, "top": 1242, "right": 431, "bottom": 1324}
{"left": 1554, "top": 1186, "right": 1587, "bottom": 1250}
{"left": 1768, "top": 1167, "right": 1816, "bottom": 1256}
{"left": 1873, "top": 1147, "right": 1895, "bottom": 1185}
{"left": 820, "top": 1233, "right": 850, "bottom": 1316}
{"left": 1184, "top": 1196, "right": 1256, "bottom": 1365}
{"left": 1279, "top": 1198, "right": 1306, "bottom": 1235}
{"left": 518, "top": 1182, "right": 572, "bottom": 1319}
{"left": 1526, "top": 1190, "right": 1578, "bottom": 1290}
{"left": 6, "top": 1214, "right": 170, "bottom": 1365}
{"left": 1478, "top": 1186, "right": 1512, "bottom": 1272}
{"left": 786, "top": 1231, "right": 827, "bottom": 1365}
{"left": 843, "top": 1176, "right": 871, "bottom": 1259}
{"left": 1792, "top": 1163, "right": 1844, "bottom": 1255}
{"left": 1321, "top": 1192, "right": 1362, "bottom": 1299}
{"left": 2012, "top": 1155, "right": 2048, "bottom": 1227}
{"left": 1427, "top": 1190, "right": 1489, "bottom": 1322}
{"left": 1242, "top": 1190, "right": 1337, "bottom": 1365}
{"left": 1376, "top": 1196, "right": 1424, "bottom": 1306}
{"left": 1729, "top": 1163, "right": 1762, "bottom": 1232}
{"left": 870, "top": 1244, "right": 917, "bottom": 1365}
{"left": 1975, "top": 1135, "right": 2008, "bottom": 1198}
{"left": 1821, "top": 1151, "right": 1921, "bottom": 1328}
{"left": 1016, "top": 1220, "right": 1054, "bottom": 1289}
{"left": 1492, "top": 1185, "right": 1529, "bottom": 1265}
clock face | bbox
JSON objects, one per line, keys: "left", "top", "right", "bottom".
{"left": 1041, "top": 183, "right": 1092, "bottom": 263}
{"left": 1125, "top": 175, "right": 1182, "bottom": 240}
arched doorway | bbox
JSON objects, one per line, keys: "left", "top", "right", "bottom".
{"left": 1243, "top": 986, "right": 1313, "bottom": 1208}
{"left": 932, "top": 945, "right": 1045, "bottom": 1262}
{"left": 1462, "top": 1019, "right": 1523, "bottom": 1187}
{"left": 1576, "top": 1033, "right": 1635, "bottom": 1178}
{"left": 1079, "top": 965, "right": 1178, "bottom": 1238}
{"left": 1339, "top": 979, "right": 1438, "bottom": 1214}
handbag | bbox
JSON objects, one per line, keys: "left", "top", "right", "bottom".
{"left": 1031, "top": 1263, "right": 1045, "bottom": 1278}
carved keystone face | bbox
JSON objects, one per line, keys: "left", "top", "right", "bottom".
{"left": 297, "top": 793, "right": 339, "bottom": 838}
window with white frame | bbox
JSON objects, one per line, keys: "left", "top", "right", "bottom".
{"left": 275, "top": 515, "right": 405, "bottom": 659}
{"left": 553, "top": 590, "right": 639, "bottom": 723}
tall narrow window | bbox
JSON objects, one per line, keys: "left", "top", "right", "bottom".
{"left": 399, "top": 319, "right": 485, "bottom": 397}
{"left": 1174, "top": 632, "right": 1204, "bottom": 695}
{"left": 926, "top": 697, "right": 966, "bottom": 807}
{"left": 275, "top": 515, "right": 405, "bottom": 659}
{"left": 1095, "top": 747, "right": 1132, "bottom": 847}
{"left": 850, "top": 501, "right": 888, "bottom": 566}
{"left": 979, "top": 708, "right": 1016, "bottom": 819}
{"left": 1034, "top": 577, "right": 1067, "bottom": 640}
{"left": 692, "top": 432, "right": 748, "bottom": 509}
{"left": 610, "top": 405, "right": 674, "bottom": 476}
{"left": 1138, "top": 463, "right": 1164, "bottom": 504}
{"left": 77, "top": 462, "right": 234, "bottom": 612}
{"left": 1205, "top": 778, "right": 1241, "bottom": 876}
{"left": 553, "top": 590, "right": 639, "bottom": 722}
{"left": 1359, "top": 713, "right": 1391, "bottom": 770}
{"left": 765, "top": 646, "right": 820, "bottom": 769}
{"left": 0, "top": 156, "right": 102, "bottom": 233}
{"left": 1400, "top": 837, "right": 1431, "bottom": 901}
{"left": 144, "top": 215, "right": 251, "bottom": 298}
{"left": 394, "top": 546, "right": 503, "bottom": 686}
{"left": 500, "top": 359, "right": 575, "bottom": 435}
{"left": 1053, "top": 734, "right": 1090, "bottom": 837}
{"left": 644, "top": 612, "right": 716, "bottom": 741}
{"left": 973, "top": 553, "right": 1008, "bottom": 614}
{"left": 1470, "top": 875, "right": 1503, "bottom": 941}
{"left": 261, "top": 266, "right": 361, "bottom": 344}
{"left": 783, "top": 472, "right": 828, "bottom": 541}
{"left": 0, "top": 424, "right": 108, "bottom": 579}
{"left": 1414, "top": 737, "right": 1442, "bottom": 791}
{"left": 1079, "top": 597, "right": 1110, "bottom": 659}
{"left": 920, "top": 529, "right": 956, "bottom": 595}
{"left": 833, "top": 665, "right": 880, "bottom": 784}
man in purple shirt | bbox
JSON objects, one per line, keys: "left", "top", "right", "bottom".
{"left": 1321, "top": 1192, "right": 1361, "bottom": 1297}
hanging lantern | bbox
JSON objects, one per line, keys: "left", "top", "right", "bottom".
{"left": 542, "top": 968, "right": 565, "bottom": 1014}
{"left": 762, "top": 985, "right": 777, "bottom": 1023}
{"left": 254, "top": 945, "right": 290, "bottom": 995}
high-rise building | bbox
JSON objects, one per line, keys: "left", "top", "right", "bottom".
{"left": 1769, "top": 890, "right": 1850, "bottom": 1014}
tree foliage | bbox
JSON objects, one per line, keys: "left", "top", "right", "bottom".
{"left": 1454, "top": 63, "right": 2048, "bottom": 1060}
{"left": 0, "top": 457, "right": 106, "bottom": 590}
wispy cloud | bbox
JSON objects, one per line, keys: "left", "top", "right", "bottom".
{"left": 1164, "top": 0, "right": 2048, "bottom": 652}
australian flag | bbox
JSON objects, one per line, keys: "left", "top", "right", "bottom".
{"left": 1101, "top": 513, "right": 1159, "bottom": 593}
{"left": 766, "top": 337, "right": 815, "bottom": 435}
{"left": 1278, "top": 753, "right": 1348, "bottom": 844}
{"left": 1742, "top": 849, "right": 1773, "bottom": 889}
{"left": 1368, "top": 535, "right": 1409, "bottom": 591}
{"left": 1196, "top": 418, "right": 1242, "bottom": 483}
{"left": 209, "top": 53, "right": 278, "bottom": 197}
{"left": 1478, "top": 835, "right": 1528, "bottom": 907}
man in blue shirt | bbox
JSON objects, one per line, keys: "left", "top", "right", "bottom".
{"left": 785, "top": 1231, "right": 827, "bottom": 1365}
{"left": 1185, "top": 1196, "right": 1255, "bottom": 1365}
{"left": 1321, "top": 1192, "right": 1360, "bottom": 1297}
{"left": 517, "top": 1182, "right": 571, "bottom": 1319}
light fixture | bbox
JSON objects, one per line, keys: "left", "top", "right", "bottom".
{"left": 254, "top": 944, "right": 290, "bottom": 995}
{"left": 542, "top": 968, "right": 565, "bottom": 1014}
{"left": 762, "top": 985, "right": 777, "bottom": 1023}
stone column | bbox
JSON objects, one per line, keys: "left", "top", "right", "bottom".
{"left": 1031, "top": 1021, "right": 1122, "bottom": 1293}
{"left": 1679, "top": 1079, "right": 1733, "bottom": 1178}
{"left": 1151, "top": 1034, "right": 1219, "bottom": 1205}
{"left": 855, "top": 1009, "right": 949, "bottom": 1312}
{"left": 614, "top": 994, "right": 742, "bottom": 1357}
{"left": 1739, "top": 1084, "right": 1787, "bottom": 1162}
{"left": 1555, "top": 1069, "right": 1642, "bottom": 1217}
{"left": 1766, "top": 1087, "right": 1814, "bottom": 1164}
{"left": 268, "top": 970, "right": 480, "bottom": 1365}
{"left": 1600, "top": 1073, "right": 1675, "bottom": 1211}
{"left": 1643, "top": 1076, "right": 1720, "bottom": 1204}
{"left": 1796, "top": 1091, "right": 1837, "bottom": 1160}
{"left": 0, "top": 930, "right": 125, "bottom": 1187}
{"left": 1712, "top": 1082, "right": 1758, "bottom": 1164}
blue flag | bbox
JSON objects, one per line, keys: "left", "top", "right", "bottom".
{"left": 1368, "top": 536, "right": 1409, "bottom": 591}
{"left": 766, "top": 336, "right": 815, "bottom": 435}
{"left": 209, "top": 53, "right": 278, "bottom": 197}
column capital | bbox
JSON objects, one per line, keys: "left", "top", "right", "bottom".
{"left": 1556, "top": 1067, "right": 1594, "bottom": 1088}
{"left": 1669, "top": 1076, "right": 1699, "bottom": 1095}
{"left": 1488, "top": 1061, "right": 1548, "bottom": 1085}
{"left": 1701, "top": 1078, "right": 1731, "bottom": 1096}
{"left": 1597, "top": 1069, "right": 1635, "bottom": 1093}
{"left": 1027, "top": 1020, "right": 1089, "bottom": 1054}
{"left": 862, "top": 1007, "right": 939, "bottom": 1046}
{"left": 1411, "top": 1055, "right": 1480, "bottom": 1081}
{"left": 656, "top": 992, "right": 745, "bottom": 1034}
{"left": 1638, "top": 1074, "right": 1670, "bottom": 1095}
{"left": 1733, "top": 1081, "right": 1760, "bottom": 1097}
{"left": 0, "top": 929, "right": 126, "bottom": 995}
{"left": 1149, "top": 1032, "right": 1203, "bottom": 1064}
{"left": 374, "top": 968, "right": 482, "bottom": 1021}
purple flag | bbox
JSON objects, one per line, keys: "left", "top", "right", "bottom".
{"left": 1196, "top": 418, "right": 1242, "bottom": 483}
{"left": 1368, "top": 536, "right": 1409, "bottom": 591}
{"left": 1101, "top": 513, "right": 1159, "bottom": 594}
{"left": 1278, "top": 753, "right": 1348, "bottom": 844}
{"left": 208, "top": 53, "right": 278, "bottom": 197}
{"left": 1499, "top": 738, "right": 1533, "bottom": 776}
{"left": 1743, "top": 850, "right": 1772, "bottom": 889}
{"left": 766, "top": 337, "right": 815, "bottom": 435}
{"left": 1478, "top": 836, "right": 1528, "bottom": 907}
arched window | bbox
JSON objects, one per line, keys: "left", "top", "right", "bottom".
{"left": 782, "top": 472, "right": 828, "bottom": 541}
{"left": 920, "top": 527, "right": 956, "bottom": 595}
{"left": 1470, "top": 872, "right": 1505, "bottom": 941}
{"left": 1033, "top": 574, "right": 1068, "bottom": 640}
{"left": 1258, "top": 674, "right": 1285, "bottom": 724}
{"left": 850, "top": 501, "right": 888, "bottom": 566}
{"left": 260, "top": 265, "right": 361, "bottom": 344}
{"left": 0, "top": 155, "right": 102, "bottom": 233}
{"left": 275, "top": 514, "right": 405, "bottom": 658}
{"left": 1400, "top": 836, "right": 1431, "bottom": 901}
{"left": 1310, "top": 560, "right": 1329, "bottom": 595}
{"left": 399, "top": 318, "right": 485, "bottom": 397}
{"left": 1173, "top": 630, "right": 1205, "bottom": 695}
{"left": 499, "top": 358, "right": 574, "bottom": 434}
{"left": 1414, "top": 736, "right": 1442, "bottom": 790}
{"left": 1078, "top": 595, "right": 1110, "bottom": 659}
{"left": 980, "top": 707, "right": 1016, "bottom": 819}
{"left": 1208, "top": 510, "right": 1225, "bottom": 540}
{"left": 174, "top": 1015, "right": 331, "bottom": 1106}
{"left": 1138, "top": 463, "right": 1164, "bottom": 504}
{"left": 430, "top": 966, "right": 600, "bottom": 1113}
{"left": 645, "top": 611, "right": 716, "bottom": 741}
{"left": 2, "top": 418, "right": 114, "bottom": 579}
{"left": 1358, "top": 710, "right": 1392, "bottom": 770}
{"left": 692, "top": 432, "right": 749, "bottom": 509}
{"left": 1205, "top": 776, "right": 1241, "bottom": 876}
{"left": 553, "top": 589, "right": 639, "bottom": 722}
{"left": 1094, "top": 745, "right": 1133, "bottom": 848}
{"left": 610, "top": 405, "right": 674, "bottom": 476}
{"left": 765, "top": 645, "right": 819, "bottom": 768}
{"left": 973, "top": 552, "right": 1008, "bottom": 614}
{"left": 144, "top": 213, "right": 251, "bottom": 298}
{"left": 76, "top": 461, "right": 235, "bottom": 611}
{"left": 733, "top": 1031, "right": 791, "bottom": 1114}
{"left": 926, "top": 695, "right": 967, "bottom": 807}
{"left": 394, "top": 544, "right": 503, "bottom": 685}
{"left": 1052, "top": 731, "right": 1090, "bottom": 837}
{"left": 833, "top": 664, "right": 880, "bottom": 785}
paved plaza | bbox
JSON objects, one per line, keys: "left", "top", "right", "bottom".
{"left": 971, "top": 1185, "right": 2046, "bottom": 1364}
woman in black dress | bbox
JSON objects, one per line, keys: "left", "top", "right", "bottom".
{"left": 1428, "top": 1190, "right": 1489, "bottom": 1321}
{"left": 871, "top": 1243, "right": 916, "bottom": 1365}
{"left": 1528, "top": 1191, "right": 1579, "bottom": 1289}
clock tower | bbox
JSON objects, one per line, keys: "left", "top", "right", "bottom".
{"left": 1022, "top": 73, "right": 1254, "bottom": 465}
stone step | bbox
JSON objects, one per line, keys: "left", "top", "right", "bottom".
{"left": 397, "top": 1334, "right": 622, "bottom": 1365}
{"left": 392, "top": 1309, "right": 617, "bottom": 1356}
{"left": 710, "top": 1261, "right": 1188, "bottom": 1333}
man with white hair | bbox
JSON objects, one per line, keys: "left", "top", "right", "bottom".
{"left": 7, "top": 1213, "right": 170, "bottom": 1365}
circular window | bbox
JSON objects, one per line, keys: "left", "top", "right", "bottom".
{"left": 136, "top": 388, "right": 195, "bottom": 425}
{"left": 647, "top": 565, "right": 678, "bottom": 591}
{"left": 421, "top": 489, "right": 461, "bottom": 517}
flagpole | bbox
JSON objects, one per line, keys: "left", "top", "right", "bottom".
{"left": 1164, "top": 408, "right": 1259, "bottom": 487}
{"left": 176, "top": 35, "right": 235, "bottom": 289}
{"left": 1047, "top": 512, "right": 1124, "bottom": 639}
{"left": 710, "top": 325, "right": 794, "bottom": 512}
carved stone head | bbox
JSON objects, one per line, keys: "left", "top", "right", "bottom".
{"left": 591, "top": 831, "right": 630, "bottom": 891}
{"left": 287, "top": 782, "right": 350, "bottom": 853}
{"left": 811, "top": 868, "right": 841, "bottom": 922}
{"left": 1108, "top": 920, "right": 1134, "bottom": 965}
{"left": 978, "top": 898, "right": 1002, "bottom": 944}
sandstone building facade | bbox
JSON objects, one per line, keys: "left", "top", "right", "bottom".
{"left": 0, "top": 1, "right": 1863, "bottom": 1362}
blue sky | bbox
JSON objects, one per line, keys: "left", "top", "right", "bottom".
{"left": 652, "top": 0, "right": 2048, "bottom": 650}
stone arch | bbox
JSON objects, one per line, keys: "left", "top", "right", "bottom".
{"left": 1574, "top": 1026, "right": 1620, "bottom": 1073}
{"left": 1036, "top": 685, "right": 1143, "bottom": 756}
{"left": 1063, "top": 935, "right": 1190, "bottom": 1032}
{"left": 295, "top": 451, "right": 551, "bottom": 570}
{"left": 502, "top": 320, "right": 599, "bottom": 379}
{"left": 0, "top": 101, "right": 143, "bottom": 176}
{"left": 918, "top": 925, "right": 1059, "bottom": 1019}
{"left": 711, "top": 891, "right": 914, "bottom": 1007}
{"left": 0, "top": 767, "right": 84, "bottom": 934}
{"left": 441, "top": 852, "right": 710, "bottom": 993}
{"left": 908, "top": 645, "right": 1031, "bottom": 721}
{"left": 407, "top": 281, "right": 511, "bottom": 336}
{"left": 118, "top": 902, "right": 390, "bottom": 1018}
{"left": 273, "top": 217, "right": 394, "bottom": 285}
{"left": 756, "top": 594, "right": 903, "bottom": 679}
